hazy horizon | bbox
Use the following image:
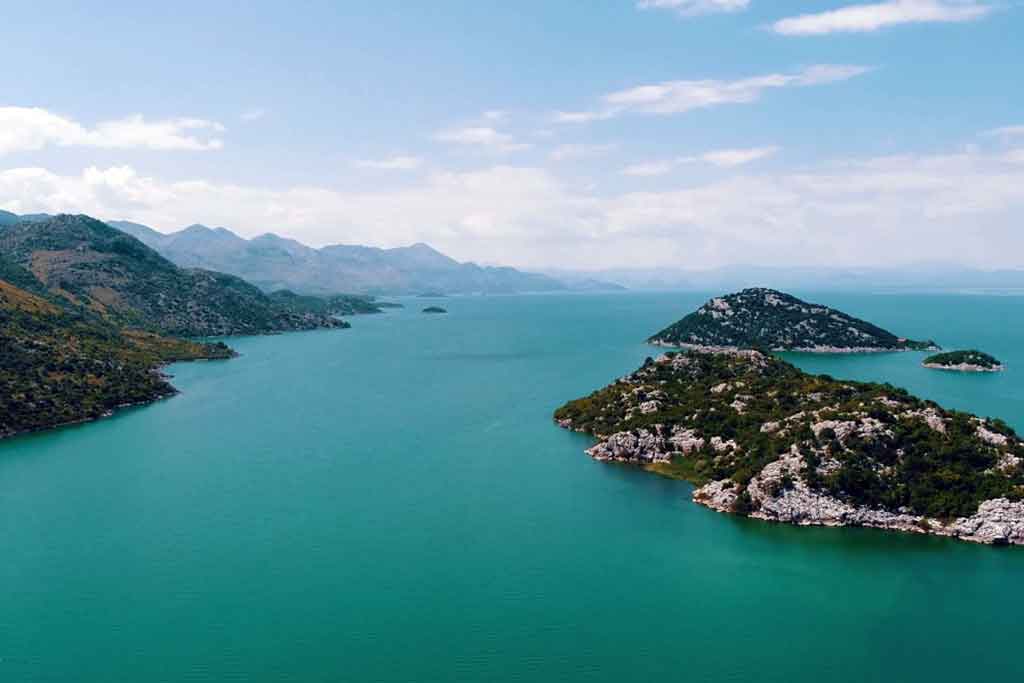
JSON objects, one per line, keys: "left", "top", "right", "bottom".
{"left": 3, "top": 1, "right": 1022, "bottom": 271}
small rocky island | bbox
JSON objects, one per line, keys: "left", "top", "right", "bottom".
{"left": 555, "top": 350, "right": 1024, "bottom": 545}
{"left": 650, "top": 288, "right": 938, "bottom": 353}
{"left": 422, "top": 306, "right": 447, "bottom": 314}
{"left": 923, "top": 350, "right": 1004, "bottom": 373}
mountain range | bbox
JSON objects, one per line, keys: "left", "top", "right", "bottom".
{"left": 545, "top": 263, "right": 1024, "bottom": 293}
{"left": 0, "top": 214, "right": 355, "bottom": 337}
{"left": 0, "top": 212, "right": 383, "bottom": 437}
{"left": 109, "top": 220, "right": 574, "bottom": 295}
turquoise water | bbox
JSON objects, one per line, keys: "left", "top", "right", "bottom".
{"left": 2, "top": 292, "right": 1023, "bottom": 682}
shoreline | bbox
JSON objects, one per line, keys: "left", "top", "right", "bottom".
{"left": 569, "top": 426, "right": 1024, "bottom": 546}
{"left": 922, "top": 362, "right": 1004, "bottom": 373}
{"left": 648, "top": 340, "right": 939, "bottom": 354}
{"left": 0, "top": 354, "right": 235, "bottom": 444}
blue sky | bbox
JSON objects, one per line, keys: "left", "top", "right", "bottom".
{"left": 2, "top": 0, "right": 1023, "bottom": 269}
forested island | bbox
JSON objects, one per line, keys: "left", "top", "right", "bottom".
{"left": 650, "top": 288, "right": 938, "bottom": 352}
{"left": 422, "top": 306, "right": 448, "bottom": 314}
{"left": 555, "top": 349, "right": 1024, "bottom": 545}
{"left": 923, "top": 350, "right": 1004, "bottom": 372}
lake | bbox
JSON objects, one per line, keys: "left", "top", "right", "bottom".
{"left": 2, "top": 292, "right": 1023, "bottom": 682}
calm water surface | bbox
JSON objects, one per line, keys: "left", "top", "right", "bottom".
{"left": 2, "top": 292, "right": 1023, "bottom": 682}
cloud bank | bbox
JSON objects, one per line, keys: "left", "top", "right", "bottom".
{"left": 556, "top": 65, "right": 870, "bottom": 123}
{"left": 4, "top": 145, "right": 1023, "bottom": 270}
{"left": 0, "top": 107, "right": 225, "bottom": 154}
{"left": 637, "top": 0, "right": 750, "bottom": 17}
{"left": 353, "top": 156, "right": 424, "bottom": 170}
{"left": 772, "top": 1, "right": 993, "bottom": 36}
{"left": 623, "top": 146, "right": 779, "bottom": 175}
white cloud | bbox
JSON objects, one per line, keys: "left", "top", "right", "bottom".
{"left": 241, "top": 108, "right": 267, "bottom": 122}
{"left": 0, "top": 107, "right": 225, "bottom": 154}
{"left": 622, "top": 160, "right": 680, "bottom": 177}
{"left": 623, "top": 146, "right": 779, "bottom": 175}
{"left": 549, "top": 143, "right": 617, "bottom": 162}
{"left": 434, "top": 126, "right": 532, "bottom": 153}
{"left": 1003, "top": 149, "right": 1024, "bottom": 164}
{"left": 702, "top": 146, "right": 780, "bottom": 167}
{"left": 553, "top": 110, "right": 616, "bottom": 124}
{"left": 637, "top": 0, "right": 750, "bottom": 16}
{"left": 353, "top": 155, "right": 424, "bottom": 171}
{"left": 983, "top": 125, "right": 1024, "bottom": 138}
{"left": 482, "top": 110, "right": 507, "bottom": 121}
{"left": 556, "top": 65, "right": 870, "bottom": 122}
{"left": 772, "top": 0, "right": 992, "bottom": 36}
{"left": 4, "top": 148, "right": 1024, "bottom": 269}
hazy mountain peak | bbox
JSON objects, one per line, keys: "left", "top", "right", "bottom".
{"left": 107, "top": 219, "right": 565, "bottom": 295}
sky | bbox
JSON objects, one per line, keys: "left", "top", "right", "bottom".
{"left": 2, "top": 0, "right": 1023, "bottom": 270}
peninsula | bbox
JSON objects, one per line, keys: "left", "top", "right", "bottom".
{"left": 0, "top": 214, "right": 360, "bottom": 440}
{"left": 650, "top": 288, "right": 938, "bottom": 352}
{"left": 923, "top": 350, "right": 1004, "bottom": 373}
{"left": 0, "top": 272, "right": 233, "bottom": 439}
{"left": 555, "top": 350, "right": 1024, "bottom": 545}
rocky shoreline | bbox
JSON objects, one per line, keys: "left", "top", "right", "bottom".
{"left": 923, "top": 362, "right": 1004, "bottom": 373}
{"left": 651, "top": 340, "right": 939, "bottom": 354}
{"left": 564, "top": 418, "right": 1024, "bottom": 546}
{"left": 0, "top": 353, "right": 236, "bottom": 442}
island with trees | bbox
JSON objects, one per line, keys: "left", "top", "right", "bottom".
{"left": 923, "top": 350, "right": 1004, "bottom": 372}
{"left": 555, "top": 349, "right": 1024, "bottom": 545}
{"left": 650, "top": 288, "right": 938, "bottom": 353}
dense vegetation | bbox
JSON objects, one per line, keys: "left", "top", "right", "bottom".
{"left": 555, "top": 350, "right": 1023, "bottom": 520}
{"left": 1, "top": 274, "right": 232, "bottom": 438}
{"left": 0, "top": 214, "right": 347, "bottom": 336}
{"left": 266, "top": 289, "right": 392, "bottom": 316}
{"left": 924, "top": 350, "right": 1003, "bottom": 370}
{"left": 650, "top": 288, "right": 937, "bottom": 351}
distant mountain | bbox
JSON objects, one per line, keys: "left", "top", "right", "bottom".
{"left": 553, "top": 264, "right": 1024, "bottom": 293}
{"left": 0, "top": 214, "right": 348, "bottom": 337}
{"left": 649, "top": 288, "right": 937, "bottom": 352}
{"left": 539, "top": 269, "right": 627, "bottom": 292}
{"left": 110, "top": 220, "right": 567, "bottom": 295}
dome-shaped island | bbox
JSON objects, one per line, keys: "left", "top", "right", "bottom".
{"left": 923, "top": 350, "right": 1004, "bottom": 372}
